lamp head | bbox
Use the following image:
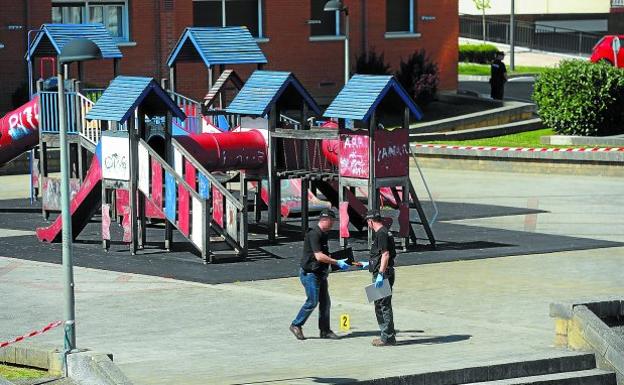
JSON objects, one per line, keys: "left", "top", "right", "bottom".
{"left": 324, "top": 0, "right": 345, "bottom": 12}
{"left": 59, "top": 38, "right": 102, "bottom": 64}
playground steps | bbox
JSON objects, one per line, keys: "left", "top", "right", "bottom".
{"left": 356, "top": 353, "right": 614, "bottom": 385}
{"left": 410, "top": 100, "right": 537, "bottom": 136}
{"left": 204, "top": 69, "right": 243, "bottom": 108}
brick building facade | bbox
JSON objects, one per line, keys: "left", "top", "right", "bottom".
{"left": 0, "top": 0, "right": 458, "bottom": 114}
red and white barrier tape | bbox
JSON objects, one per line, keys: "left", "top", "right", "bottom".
{"left": 0, "top": 321, "right": 63, "bottom": 348}
{"left": 413, "top": 144, "right": 624, "bottom": 153}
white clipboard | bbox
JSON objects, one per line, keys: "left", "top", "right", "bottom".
{"left": 365, "top": 279, "right": 391, "bottom": 302}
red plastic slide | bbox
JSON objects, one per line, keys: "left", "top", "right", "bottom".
{"left": 0, "top": 97, "right": 40, "bottom": 166}
{"left": 36, "top": 156, "right": 102, "bottom": 243}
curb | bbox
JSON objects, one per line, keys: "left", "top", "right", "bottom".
{"left": 411, "top": 118, "right": 542, "bottom": 141}
{"left": 0, "top": 343, "right": 133, "bottom": 385}
{"left": 411, "top": 101, "right": 535, "bottom": 134}
{"left": 550, "top": 299, "right": 624, "bottom": 384}
{"left": 411, "top": 143, "right": 624, "bottom": 163}
{"left": 409, "top": 144, "right": 624, "bottom": 176}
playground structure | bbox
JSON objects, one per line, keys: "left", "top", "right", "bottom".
{"left": 1, "top": 23, "right": 436, "bottom": 263}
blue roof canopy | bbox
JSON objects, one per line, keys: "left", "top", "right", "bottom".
{"left": 226, "top": 71, "right": 321, "bottom": 117}
{"left": 27, "top": 24, "right": 123, "bottom": 60}
{"left": 323, "top": 75, "right": 423, "bottom": 122}
{"left": 87, "top": 76, "right": 186, "bottom": 124}
{"left": 167, "top": 27, "right": 267, "bottom": 68}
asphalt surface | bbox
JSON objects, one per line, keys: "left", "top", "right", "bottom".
{"left": 0, "top": 197, "right": 619, "bottom": 284}
{"left": 459, "top": 78, "right": 535, "bottom": 102}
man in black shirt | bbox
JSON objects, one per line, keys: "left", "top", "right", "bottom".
{"left": 289, "top": 209, "right": 350, "bottom": 340}
{"left": 490, "top": 51, "right": 508, "bottom": 100}
{"left": 362, "top": 209, "right": 397, "bottom": 346}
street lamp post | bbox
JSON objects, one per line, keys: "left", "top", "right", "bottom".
{"left": 510, "top": 0, "right": 515, "bottom": 71}
{"left": 57, "top": 39, "right": 102, "bottom": 352}
{"left": 324, "top": 0, "right": 350, "bottom": 84}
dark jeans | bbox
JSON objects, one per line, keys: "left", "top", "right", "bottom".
{"left": 292, "top": 268, "right": 331, "bottom": 332}
{"left": 373, "top": 269, "right": 395, "bottom": 342}
{"left": 490, "top": 82, "right": 505, "bottom": 100}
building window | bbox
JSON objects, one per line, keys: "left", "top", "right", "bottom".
{"left": 386, "top": 0, "right": 415, "bottom": 34}
{"left": 51, "top": 1, "right": 129, "bottom": 41}
{"left": 193, "top": 0, "right": 264, "bottom": 38}
{"left": 310, "top": 0, "right": 340, "bottom": 37}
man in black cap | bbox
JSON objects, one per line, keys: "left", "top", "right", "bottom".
{"left": 362, "top": 209, "right": 397, "bottom": 346}
{"left": 490, "top": 51, "right": 508, "bottom": 100}
{"left": 289, "top": 208, "right": 350, "bottom": 340}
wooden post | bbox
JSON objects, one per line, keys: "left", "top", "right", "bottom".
{"left": 367, "top": 112, "right": 377, "bottom": 245}
{"left": 338, "top": 118, "right": 347, "bottom": 248}
{"left": 267, "top": 104, "right": 278, "bottom": 241}
{"left": 128, "top": 114, "right": 139, "bottom": 255}
{"left": 300, "top": 102, "right": 309, "bottom": 235}
{"left": 169, "top": 65, "right": 176, "bottom": 93}
{"left": 208, "top": 66, "right": 214, "bottom": 91}
{"left": 137, "top": 111, "right": 147, "bottom": 249}
{"left": 240, "top": 171, "right": 248, "bottom": 258}
{"left": 202, "top": 199, "right": 211, "bottom": 263}
{"left": 39, "top": 141, "right": 48, "bottom": 220}
{"left": 254, "top": 177, "right": 262, "bottom": 223}
{"left": 164, "top": 111, "right": 173, "bottom": 250}
{"left": 102, "top": 184, "right": 110, "bottom": 251}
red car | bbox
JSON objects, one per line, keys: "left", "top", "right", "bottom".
{"left": 590, "top": 35, "right": 624, "bottom": 66}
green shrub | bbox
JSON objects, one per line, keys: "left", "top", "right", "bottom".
{"left": 533, "top": 60, "right": 624, "bottom": 136}
{"left": 396, "top": 49, "right": 439, "bottom": 106}
{"left": 354, "top": 49, "right": 391, "bottom": 75}
{"left": 459, "top": 44, "right": 498, "bottom": 64}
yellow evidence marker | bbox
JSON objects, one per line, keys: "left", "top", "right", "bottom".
{"left": 339, "top": 313, "right": 350, "bottom": 332}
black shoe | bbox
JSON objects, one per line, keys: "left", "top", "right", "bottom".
{"left": 320, "top": 330, "right": 340, "bottom": 339}
{"left": 289, "top": 324, "right": 305, "bottom": 340}
{"left": 372, "top": 337, "right": 396, "bottom": 346}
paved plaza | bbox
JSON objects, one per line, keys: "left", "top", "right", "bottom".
{"left": 1, "top": 166, "right": 623, "bottom": 384}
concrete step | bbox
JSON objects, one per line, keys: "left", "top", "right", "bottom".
{"left": 355, "top": 353, "right": 598, "bottom": 385}
{"left": 463, "top": 369, "right": 616, "bottom": 385}
{"left": 411, "top": 101, "right": 536, "bottom": 134}
{"left": 411, "top": 118, "right": 542, "bottom": 142}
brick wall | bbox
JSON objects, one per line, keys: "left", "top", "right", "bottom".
{"left": 0, "top": 0, "right": 458, "bottom": 113}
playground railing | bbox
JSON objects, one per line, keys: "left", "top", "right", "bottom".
{"left": 169, "top": 91, "right": 203, "bottom": 134}
{"left": 76, "top": 92, "right": 101, "bottom": 146}
{"left": 171, "top": 138, "right": 248, "bottom": 257}
{"left": 39, "top": 91, "right": 79, "bottom": 135}
{"left": 138, "top": 138, "right": 213, "bottom": 261}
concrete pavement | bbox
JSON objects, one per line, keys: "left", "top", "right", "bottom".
{"left": 1, "top": 248, "right": 623, "bottom": 384}
{"left": 459, "top": 38, "right": 588, "bottom": 68}
{"left": 1, "top": 165, "right": 623, "bottom": 384}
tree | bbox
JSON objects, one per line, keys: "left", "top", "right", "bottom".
{"left": 472, "top": 0, "right": 491, "bottom": 43}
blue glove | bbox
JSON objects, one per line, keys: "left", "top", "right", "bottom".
{"left": 359, "top": 261, "right": 370, "bottom": 269}
{"left": 336, "top": 259, "right": 350, "bottom": 270}
{"left": 374, "top": 273, "right": 384, "bottom": 288}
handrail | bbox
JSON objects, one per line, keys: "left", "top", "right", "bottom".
{"left": 139, "top": 138, "right": 203, "bottom": 202}
{"left": 171, "top": 138, "right": 243, "bottom": 210}
{"left": 76, "top": 92, "right": 101, "bottom": 146}
{"left": 408, "top": 147, "right": 438, "bottom": 226}
{"left": 280, "top": 114, "right": 301, "bottom": 128}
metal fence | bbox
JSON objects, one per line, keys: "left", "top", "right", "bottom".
{"left": 459, "top": 14, "right": 602, "bottom": 56}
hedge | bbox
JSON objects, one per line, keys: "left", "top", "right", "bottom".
{"left": 459, "top": 44, "right": 498, "bottom": 64}
{"left": 532, "top": 60, "right": 624, "bottom": 136}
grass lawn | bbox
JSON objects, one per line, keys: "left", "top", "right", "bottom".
{"left": 0, "top": 364, "right": 48, "bottom": 381}
{"left": 423, "top": 128, "right": 599, "bottom": 149}
{"left": 458, "top": 62, "right": 549, "bottom": 76}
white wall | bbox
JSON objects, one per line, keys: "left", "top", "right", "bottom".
{"left": 459, "top": 0, "right": 611, "bottom": 15}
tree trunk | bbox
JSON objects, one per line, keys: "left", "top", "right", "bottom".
{"left": 482, "top": 9, "right": 486, "bottom": 43}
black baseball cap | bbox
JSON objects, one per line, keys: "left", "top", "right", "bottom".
{"left": 364, "top": 209, "right": 382, "bottom": 221}
{"left": 319, "top": 208, "right": 336, "bottom": 219}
